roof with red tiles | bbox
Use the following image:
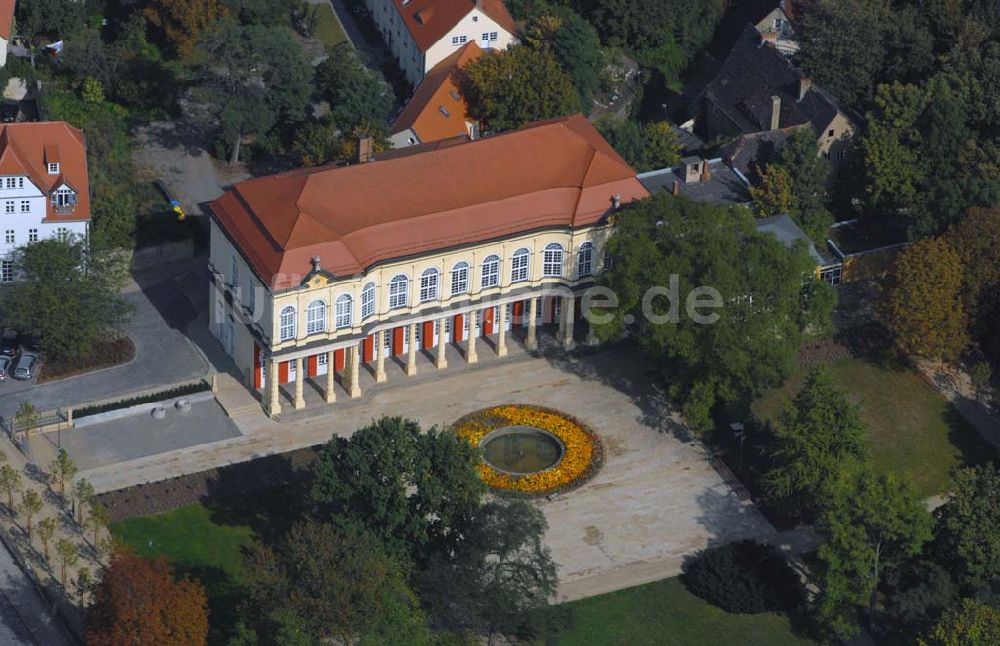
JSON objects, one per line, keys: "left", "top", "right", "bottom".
{"left": 0, "top": 121, "right": 90, "bottom": 222}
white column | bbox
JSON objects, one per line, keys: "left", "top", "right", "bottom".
{"left": 496, "top": 304, "right": 508, "bottom": 357}
{"left": 561, "top": 296, "right": 575, "bottom": 350}
{"left": 324, "top": 350, "right": 336, "bottom": 404}
{"left": 293, "top": 357, "right": 305, "bottom": 409}
{"left": 348, "top": 344, "right": 361, "bottom": 398}
{"left": 436, "top": 318, "right": 448, "bottom": 369}
{"left": 526, "top": 298, "right": 538, "bottom": 351}
{"left": 406, "top": 323, "right": 418, "bottom": 376}
{"left": 266, "top": 357, "right": 282, "bottom": 416}
{"left": 466, "top": 312, "right": 478, "bottom": 364}
{"left": 375, "top": 331, "right": 387, "bottom": 383}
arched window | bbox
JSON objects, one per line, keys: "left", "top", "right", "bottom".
{"left": 510, "top": 247, "right": 530, "bottom": 282}
{"left": 361, "top": 282, "right": 376, "bottom": 319}
{"left": 279, "top": 306, "right": 297, "bottom": 341}
{"left": 577, "top": 242, "right": 593, "bottom": 277}
{"left": 543, "top": 243, "right": 564, "bottom": 277}
{"left": 306, "top": 300, "right": 326, "bottom": 335}
{"left": 388, "top": 275, "right": 409, "bottom": 309}
{"left": 451, "top": 261, "right": 470, "bottom": 295}
{"left": 481, "top": 254, "right": 500, "bottom": 288}
{"left": 419, "top": 268, "right": 439, "bottom": 302}
{"left": 335, "top": 294, "right": 353, "bottom": 329}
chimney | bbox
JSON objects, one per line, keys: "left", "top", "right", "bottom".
{"left": 311, "top": 256, "right": 321, "bottom": 272}
{"left": 700, "top": 161, "right": 711, "bottom": 183}
{"left": 672, "top": 180, "right": 681, "bottom": 197}
{"left": 770, "top": 95, "right": 781, "bottom": 131}
{"left": 357, "top": 136, "right": 374, "bottom": 163}
{"left": 798, "top": 77, "right": 812, "bottom": 101}
{"left": 475, "top": 0, "right": 483, "bottom": 11}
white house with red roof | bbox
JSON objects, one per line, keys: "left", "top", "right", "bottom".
{"left": 365, "top": 0, "right": 517, "bottom": 85}
{"left": 0, "top": 0, "right": 14, "bottom": 67}
{"left": 0, "top": 122, "right": 90, "bottom": 282}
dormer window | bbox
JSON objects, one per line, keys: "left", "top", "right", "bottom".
{"left": 48, "top": 163, "right": 60, "bottom": 174}
{"left": 52, "top": 187, "right": 77, "bottom": 209}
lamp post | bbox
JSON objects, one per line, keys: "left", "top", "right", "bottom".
{"left": 730, "top": 422, "right": 746, "bottom": 474}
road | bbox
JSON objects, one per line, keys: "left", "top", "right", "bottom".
{"left": 0, "top": 537, "right": 73, "bottom": 646}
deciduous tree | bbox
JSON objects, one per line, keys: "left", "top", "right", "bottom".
{"left": 922, "top": 598, "right": 1000, "bottom": 646}
{"left": 934, "top": 464, "right": 1000, "bottom": 589}
{"left": 527, "top": 8, "right": 604, "bottom": 109}
{"left": 19, "top": 489, "right": 43, "bottom": 539}
{"left": 48, "top": 449, "right": 76, "bottom": 497}
{"left": 885, "top": 237, "right": 968, "bottom": 361}
{"left": 242, "top": 521, "right": 431, "bottom": 645}
{"left": 749, "top": 164, "right": 795, "bottom": 218}
{"left": 0, "top": 464, "right": 22, "bottom": 510}
{"left": 73, "top": 478, "right": 95, "bottom": 525}
{"left": 764, "top": 369, "right": 868, "bottom": 518}
{"left": 143, "top": 0, "right": 230, "bottom": 57}
{"left": 314, "top": 43, "right": 393, "bottom": 134}
{"left": 815, "top": 471, "right": 933, "bottom": 638}
{"left": 85, "top": 550, "right": 209, "bottom": 646}
{"left": 460, "top": 45, "right": 580, "bottom": 132}
{"left": 946, "top": 206, "right": 1000, "bottom": 346}
{"left": 37, "top": 517, "right": 57, "bottom": 561}
{"left": 55, "top": 539, "right": 78, "bottom": 587}
{"left": 596, "top": 117, "right": 680, "bottom": 173}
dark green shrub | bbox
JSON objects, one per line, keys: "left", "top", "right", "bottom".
{"left": 74, "top": 381, "right": 210, "bottom": 419}
{"left": 680, "top": 540, "right": 803, "bottom": 614}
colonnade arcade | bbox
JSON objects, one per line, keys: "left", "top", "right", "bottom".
{"left": 259, "top": 291, "right": 587, "bottom": 416}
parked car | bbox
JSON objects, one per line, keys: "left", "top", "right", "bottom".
{"left": 0, "top": 356, "right": 9, "bottom": 381}
{"left": 0, "top": 331, "right": 18, "bottom": 357}
{"left": 12, "top": 351, "right": 38, "bottom": 380}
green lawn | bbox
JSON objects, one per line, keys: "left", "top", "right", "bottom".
{"left": 753, "top": 356, "right": 994, "bottom": 497}
{"left": 112, "top": 503, "right": 258, "bottom": 642}
{"left": 542, "top": 577, "right": 815, "bottom": 646}
{"left": 314, "top": 3, "right": 348, "bottom": 49}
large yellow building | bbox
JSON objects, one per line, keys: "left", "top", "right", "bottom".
{"left": 208, "top": 115, "right": 649, "bottom": 415}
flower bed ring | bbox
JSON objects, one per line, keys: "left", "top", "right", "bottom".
{"left": 452, "top": 404, "right": 604, "bottom": 496}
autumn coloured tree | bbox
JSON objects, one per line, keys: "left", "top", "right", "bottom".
{"left": 749, "top": 165, "right": 795, "bottom": 218}
{"left": 946, "top": 207, "right": 1000, "bottom": 359}
{"left": 921, "top": 598, "right": 1000, "bottom": 646}
{"left": 85, "top": 550, "right": 208, "bottom": 646}
{"left": 885, "top": 237, "right": 968, "bottom": 361}
{"left": 144, "top": 0, "right": 230, "bottom": 57}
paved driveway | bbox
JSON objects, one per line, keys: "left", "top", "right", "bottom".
{"left": 79, "top": 346, "right": 774, "bottom": 600}
{"left": 0, "top": 265, "right": 210, "bottom": 420}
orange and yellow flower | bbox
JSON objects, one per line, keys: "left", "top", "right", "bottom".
{"left": 452, "top": 404, "right": 603, "bottom": 495}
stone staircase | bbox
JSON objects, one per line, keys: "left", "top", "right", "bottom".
{"left": 213, "top": 373, "right": 264, "bottom": 419}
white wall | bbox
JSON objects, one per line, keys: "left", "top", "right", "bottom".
{"left": 0, "top": 175, "right": 87, "bottom": 274}
{"left": 423, "top": 8, "right": 516, "bottom": 73}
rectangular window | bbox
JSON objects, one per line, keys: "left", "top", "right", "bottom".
{"left": 48, "top": 163, "right": 59, "bottom": 174}
{"left": 481, "top": 32, "right": 489, "bottom": 41}
{"left": 17, "top": 178, "right": 22, "bottom": 189}
{"left": 4, "top": 230, "right": 12, "bottom": 244}
{"left": 19, "top": 201, "right": 29, "bottom": 213}
{"left": 451, "top": 265, "right": 469, "bottom": 295}
{"left": 4, "top": 178, "right": 14, "bottom": 189}
{"left": 4, "top": 201, "right": 12, "bottom": 214}
{"left": 27, "top": 229, "right": 37, "bottom": 243}
{"left": 452, "top": 36, "right": 460, "bottom": 45}
{"left": 490, "top": 32, "right": 498, "bottom": 41}
{"left": 1, "top": 260, "right": 11, "bottom": 283}
{"left": 56, "top": 227, "right": 69, "bottom": 240}
{"left": 510, "top": 254, "right": 529, "bottom": 282}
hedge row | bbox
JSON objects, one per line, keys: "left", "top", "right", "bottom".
{"left": 74, "top": 381, "right": 210, "bottom": 419}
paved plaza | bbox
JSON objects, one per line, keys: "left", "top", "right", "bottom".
{"left": 74, "top": 345, "right": 775, "bottom": 599}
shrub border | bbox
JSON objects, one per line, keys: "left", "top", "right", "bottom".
{"left": 74, "top": 381, "right": 211, "bottom": 419}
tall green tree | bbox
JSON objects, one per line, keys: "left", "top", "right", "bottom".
{"left": 1, "top": 239, "right": 133, "bottom": 361}
{"left": 419, "top": 499, "right": 557, "bottom": 643}
{"left": 934, "top": 464, "right": 1000, "bottom": 589}
{"left": 314, "top": 43, "right": 393, "bottom": 134}
{"left": 596, "top": 194, "right": 820, "bottom": 432}
{"left": 242, "top": 521, "right": 432, "bottom": 645}
{"left": 310, "top": 417, "right": 484, "bottom": 563}
{"left": 815, "top": 471, "right": 933, "bottom": 638}
{"left": 764, "top": 369, "right": 868, "bottom": 518}
{"left": 922, "top": 598, "right": 1000, "bottom": 646}
{"left": 885, "top": 237, "right": 968, "bottom": 361}
{"left": 776, "top": 130, "right": 834, "bottom": 243}
{"left": 526, "top": 8, "right": 604, "bottom": 109}
{"left": 861, "top": 82, "right": 928, "bottom": 216}
{"left": 596, "top": 117, "right": 680, "bottom": 173}
{"left": 196, "top": 18, "right": 313, "bottom": 164}
{"left": 460, "top": 45, "right": 581, "bottom": 132}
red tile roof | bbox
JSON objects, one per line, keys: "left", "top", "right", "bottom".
{"left": 0, "top": 0, "right": 13, "bottom": 40}
{"left": 0, "top": 122, "right": 90, "bottom": 222}
{"left": 396, "top": 0, "right": 516, "bottom": 52}
{"left": 391, "top": 42, "right": 482, "bottom": 144}
{"left": 211, "top": 115, "right": 649, "bottom": 290}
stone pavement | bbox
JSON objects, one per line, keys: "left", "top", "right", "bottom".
{"left": 0, "top": 538, "right": 72, "bottom": 646}
{"left": 78, "top": 346, "right": 776, "bottom": 600}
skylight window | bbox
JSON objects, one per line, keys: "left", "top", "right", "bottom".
{"left": 438, "top": 106, "right": 451, "bottom": 117}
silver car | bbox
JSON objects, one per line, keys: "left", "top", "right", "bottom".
{"left": 12, "top": 352, "right": 37, "bottom": 380}
{"left": 0, "top": 356, "right": 9, "bottom": 381}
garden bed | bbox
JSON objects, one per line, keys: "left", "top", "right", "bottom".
{"left": 36, "top": 336, "right": 136, "bottom": 384}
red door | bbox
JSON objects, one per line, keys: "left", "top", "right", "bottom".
{"left": 363, "top": 335, "right": 374, "bottom": 363}
{"left": 334, "top": 349, "right": 345, "bottom": 371}
{"left": 253, "top": 343, "right": 262, "bottom": 389}
{"left": 453, "top": 314, "right": 464, "bottom": 342}
{"left": 512, "top": 301, "right": 525, "bottom": 327}
{"left": 279, "top": 360, "right": 289, "bottom": 384}
{"left": 392, "top": 327, "right": 404, "bottom": 355}
{"left": 307, "top": 355, "right": 318, "bottom": 377}
{"left": 422, "top": 321, "right": 435, "bottom": 349}
{"left": 482, "top": 307, "right": 495, "bottom": 335}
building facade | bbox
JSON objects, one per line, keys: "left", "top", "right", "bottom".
{"left": 0, "top": 122, "right": 91, "bottom": 281}
{"left": 208, "top": 115, "right": 649, "bottom": 415}
{"left": 365, "top": 0, "right": 517, "bottom": 85}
